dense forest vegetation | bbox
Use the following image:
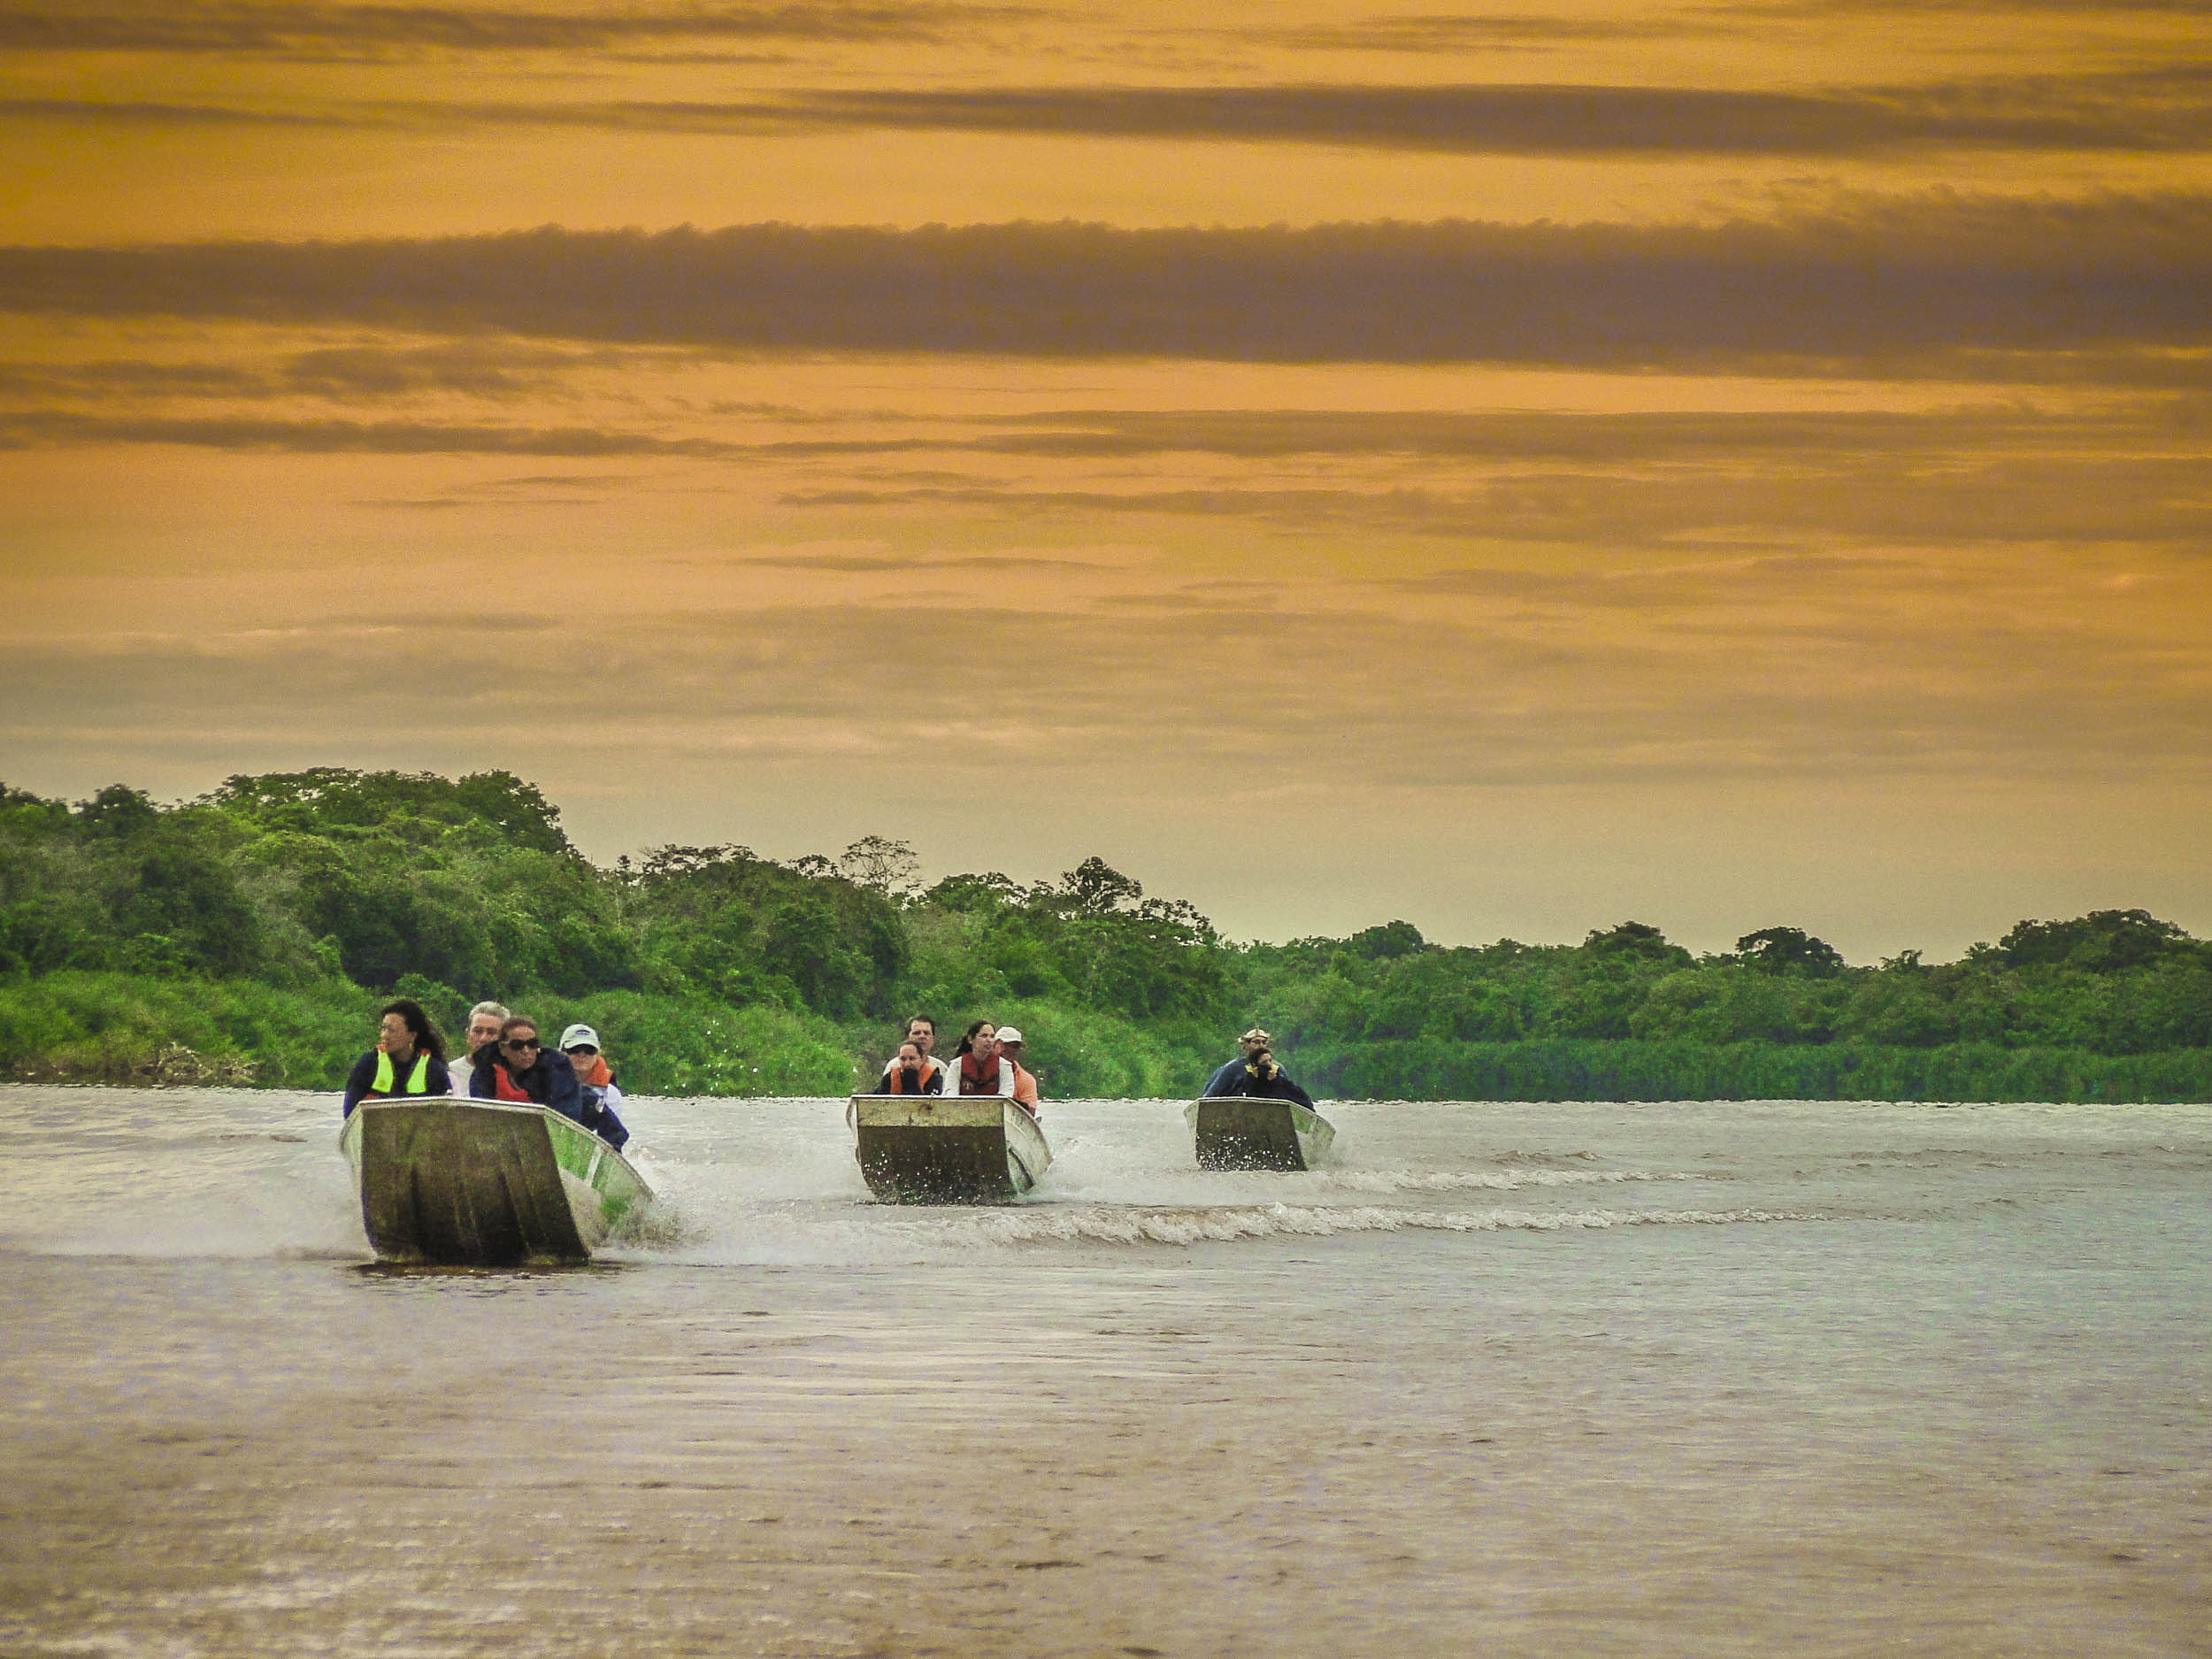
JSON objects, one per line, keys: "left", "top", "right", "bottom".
{"left": 3, "top": 768, "right": 2208, "bottom": 1102}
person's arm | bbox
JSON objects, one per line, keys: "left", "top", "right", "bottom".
{"left": 424, "top": 1056, "right": 452, "bottom": 1096}
{"left": 995, "top": 1057, "right": 1017, "bottom": 1098}
{"left": 545, "top": 1053, "right": 582, "bottom": 1119}
{"left": 1202, "top": 1059, "right": 1240, "bottom": 1098}
{"left": 1275, "top": 1071, "right": 1316, "bottom": 1109}
{"left": 465, "top": 1056, "right": 491, "bottom": 1098}
{"left": 341, "top": 1051, "right": 377, "bottom": 1117}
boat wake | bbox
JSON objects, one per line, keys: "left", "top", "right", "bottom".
{"left": 1296, "top": 1166, "right": 1668, "bottom": 1194}
{"left": 942, "top": 1202, "right": 1819, "bottom": 1248}
{"left": 3, "top": 1089, "right": 1820, "bottom": 1264}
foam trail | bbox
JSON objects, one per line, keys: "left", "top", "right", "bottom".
{"left": 945, "top": 1203, "right": 1816, "bottom": 1248}
{"left": 3, "top": 1088, "right": 1809, "bottom": 1264}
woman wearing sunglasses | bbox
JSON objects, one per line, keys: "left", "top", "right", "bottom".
{"left": 467, "top": 1015, "right": 583, "bottom": 1125}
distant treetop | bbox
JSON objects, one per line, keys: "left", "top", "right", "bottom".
{"left": 1736, "top": 926, "right": 1847, "bottom": 978}
{"left": 1996, "top": 909, "right": 2193, "bottom": 974}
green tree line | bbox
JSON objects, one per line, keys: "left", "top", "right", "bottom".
{"left": 3, "top": 769, "right": 2207, "bottom": 1101}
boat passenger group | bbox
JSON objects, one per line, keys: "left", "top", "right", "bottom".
{"left": 341, "top": 1000, "right": 1315, "bottom": 1137}
{"left": 339, "top": 998, "right": 630, "bottom": 1149}
{"left": 864, "top": 1016, "right": 1315, "bottom": 1113}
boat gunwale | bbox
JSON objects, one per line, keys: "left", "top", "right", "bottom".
{"left": 338, "top": 1095, "right": 639, "bottom": 1167}
{"left": 848, "top": 1092, "right": 1051, "bottom": 1202}
{"left": 1184, "top": 1094, "right": 1336, "bottom": 1171}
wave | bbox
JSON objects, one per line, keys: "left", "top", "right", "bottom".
{"left": 1298, "top": 1166, "right": 1663, "bottom": 1194}
{"left": 880, "top": 1202, "right": 1820, "bottom": 1250}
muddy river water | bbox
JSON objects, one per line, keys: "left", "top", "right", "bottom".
{"left": 2, "top": 1086, "right": 2207, "bottom": 1655}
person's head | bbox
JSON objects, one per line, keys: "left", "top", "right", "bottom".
{"left": 958, "top": 1019, "right": 996, "bottom": 1060}
{"left": 376, "top": 1000, "right": 444, "bottom": 1066}
{"left": 995, "top": 1025, "right": 1025, "bottom": 1060}
{"left": 558, "top": 1023, "right": 600, "bottom": 1061}
{"left": 1248, "top": 1047, "right": 1276, "bottom": 1075}
{"left": 1240, "top": 1025, "right": 1271, "bottom": 1054}
{"left": 466, "top": 1002, "right": 510, "bottom": 1056}
{"left": 896, "top": 1041, "right": 923, "bottom": 1071}
{"left": 498, "top": 1016, "right": 541, "bottom": 1071}
{"left": 904, "top": 1015, "right": 936, "bottom": 1055}
{"left": 378, "top": 999, "right": 444, "bottom": 1062}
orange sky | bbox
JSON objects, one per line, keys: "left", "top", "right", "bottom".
{"left": 4, "top": 1, "right": 2209, "bottom": 956}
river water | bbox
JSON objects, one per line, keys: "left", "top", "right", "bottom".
{"left": 2, "top": 1086, "right": 2207, "bottom": 1656}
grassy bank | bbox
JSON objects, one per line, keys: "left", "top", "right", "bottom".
{"left": 1291, "top": 1037, "right": 2212, "bottom": 1104}
{"left": 0, "top": 973, "right": 1192, "bottom": 1100}
{"left": 7, "top": 973, "right": 2209, "bottom": 1103}
{"left": 0, "top": 972, "right": 374, "bottom": 1087}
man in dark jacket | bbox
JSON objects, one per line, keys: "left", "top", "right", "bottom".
{"left": 470, "top": 1016, "right": 627, "bottom": 1148}
{"left": 1203, "top": 1027, "right": 1315, "bottom": 1108}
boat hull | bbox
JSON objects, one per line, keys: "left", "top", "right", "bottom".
{"left": 339, "top": 1099, "right": 651, "bottom": 1265}
{"left": 849, "top": 1094, "right": 1051, "bottom": 1203}
{"left": 1186, "top": 1095, "right": 1336, "bottom": 1171}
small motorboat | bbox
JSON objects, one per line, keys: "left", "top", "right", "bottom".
{"left": 1186, "top": 1094, "right": 1336, "bottom": 1171}
{"left": 849, "top": 1094, "right": 1051, "bottom": 1203}
{"left": 339, "top": 1097, "right": 652, "bottom": 1265}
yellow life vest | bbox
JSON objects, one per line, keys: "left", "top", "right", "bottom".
{"left": 370, "top": 1048, "right": 431, "bottom": 1098}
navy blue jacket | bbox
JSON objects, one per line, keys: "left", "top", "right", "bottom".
{"left": 1203, "top": 1056, "right": 1315, "bottom": 1110}
{"left": 471, "top": 1048, "right": 629, "bottom": 1149}
{"left": 341, "top": 1049, "right": 450, "bottom": 1117}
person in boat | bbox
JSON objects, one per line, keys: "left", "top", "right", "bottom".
{"left": 951, "top": 1019, "right": 1016, "bottom": 1098}
{"left": 995, "top": 1025, "right": 1041, "bottom": 1118}
{"left": 881, "top": 1039, "right": 944, "bottom": 1094}
{"left": 342, "top": 999, "right": 453, "bottom": 1118}
{"left": 559, "top": 1023, "right": 632, "bottom": 1148}
{"left": 1203, "top": 1026, "right": 1277, "bottom": 1099}
{"left": 1215, "top": 1042, "right": 1317, "bottom": 1110}
{"left": 875, "top": 1015, "right": 949, "bottom": 1093}
{"left": 460, "top": 1001, "right": 510, "bottom": 1073}
{"left": 470, "top": 1014, "right": 585, "bottom": 1119}
{"left": 560, "top": 1023, "right": 624, "bottom": 1113}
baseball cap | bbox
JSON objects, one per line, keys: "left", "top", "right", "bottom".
{"left": 995, "top": 1025, "right": 1024, "bottom": 1045}
{"left": 1240, "top": 1026, "right": 1271, "bottom": 1043}
{"left": 558, "top": 1023, "right": 600, "bottom": 1051}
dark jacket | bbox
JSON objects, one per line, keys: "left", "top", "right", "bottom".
{"left": 342, "top": 1049, "right": 450, "bottom": 1118}
{"left": 467, "top": 1046, "right": 625, "bottom": 1148}
{"left": 574, "top": 1083, "right": 631, "bottom": 1150}
{"left": 1205, "top": 1056, "right": 1315, "bottom": 1110}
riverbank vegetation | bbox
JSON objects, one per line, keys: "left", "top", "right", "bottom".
{"left": 4, "top": 770, "right": 2207, "bottom": 1102}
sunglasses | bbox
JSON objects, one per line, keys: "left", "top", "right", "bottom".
{"left": 503, "top": 1037, "right": 541, "bottom": 1052}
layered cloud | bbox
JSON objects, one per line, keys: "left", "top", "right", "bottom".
{"left": 16, "top": 69, "right": 2212, "bottom": 156}
{"left": 4, "top": 4, "right": 2208, "bottom": 946}
{"left": 519, "top": 72, "right": 2212, "bottom": 156}
{"left": 0, "top": 4, "right": 1018, "bottom": 55}
{"left": 4, "top": 196, "right": 2208, "bottom": 370}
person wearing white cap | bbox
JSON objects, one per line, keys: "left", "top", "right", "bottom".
{"left": 559, "top": 1022, "right": 627, "bottom": 1132}
{"left": 1202, "top": 1026, "right": 1311, "bottom": 1106}
{"left": 995, "top": 1025, "right": 1041, "bottom": 1118}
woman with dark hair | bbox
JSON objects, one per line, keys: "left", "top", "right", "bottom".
{"left": 341, "top": 998, "right": 452, "bottom": 1118}
{"left": 952, "top": 1019, "right": 1015, "bottom": 1098}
